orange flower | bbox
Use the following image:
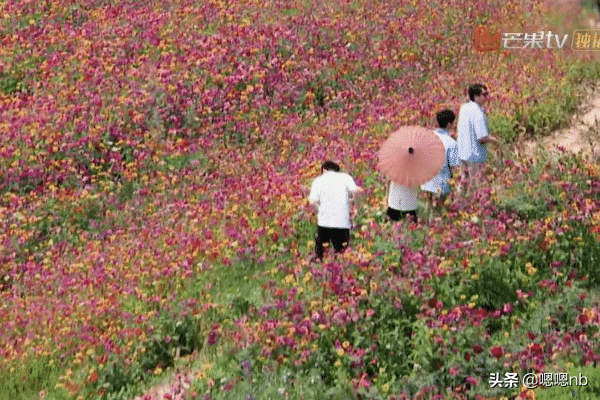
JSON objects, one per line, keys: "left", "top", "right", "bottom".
{"left": 87, "top": 372, "right": 99, "bottom": 384}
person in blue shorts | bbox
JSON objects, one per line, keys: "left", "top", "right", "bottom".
{"left": 421, "top": 109, "right": 461, "bottom": 207}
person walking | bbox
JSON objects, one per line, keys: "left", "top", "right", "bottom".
{"left": 421, "top": 109, "right": 461, "bottom": 208}
{"left": 456, "top": 83, "right": 499, "bottom": 195}
{"left": 308, "top": 161, "right": 363, "bottom": 262}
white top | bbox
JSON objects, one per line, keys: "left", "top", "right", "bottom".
{"left": 309, "top": 170, "right": 360, "bottom": 229}
{"left": 388, "top": 182, "right": 417, "bottom": 211}
{"left": 421, "top": 128, "right": 461, "bottom": 195}
{"left": 457, "top": 101, "right": 488, "bottom": 163}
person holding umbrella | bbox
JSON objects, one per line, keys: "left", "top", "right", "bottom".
{"left": 308, "top": 161, "right": 363, "bottom": 262}
{"left": 377, "top": 126, "right": 446, "bottom": 224}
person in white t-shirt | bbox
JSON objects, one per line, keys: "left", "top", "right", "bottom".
{"left": 421, "top": 109, "right": 461, "bottom": 207}
{"left": 309, "top": 161, "right": 363, "bottom": 262}
{"left": 386, "top": 182, "right": 418, "bottom": 223}
{"left": 456, "top": 84, "right": 498, "bottom": 194}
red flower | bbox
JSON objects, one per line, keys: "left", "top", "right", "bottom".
{"left": 490, "top": 346, "right": 504, "bottom": 359}
{"left": 530, "top": 343, "right": 543, "bottom": 356}
{"left": 473, "top": 345, "right": 483, "bottom": 354}
{"left": 527, "top": 332, "right": 536, "bottom": 341}
{"left": 564, "top": 333, "right": 572, "bottom": 344}
{"left": 579, "top": 314, "right": 589, "bottom": 325}
{"left": 464, "top": 352, "right": 471, "bottom": 361}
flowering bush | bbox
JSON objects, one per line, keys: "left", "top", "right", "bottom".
{"left": 1, "top": 0, "right": 600, "bottom": 399}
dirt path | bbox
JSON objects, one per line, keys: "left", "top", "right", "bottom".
{"left": 524, "top": 84, "right": 600, "bottom": 159}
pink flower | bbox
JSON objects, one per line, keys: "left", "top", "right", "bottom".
{"left": 465, "top": 376, "right": 479, "bottom": 386}
{"left": 502, "top": 303, "right": 513, "bottom": 314}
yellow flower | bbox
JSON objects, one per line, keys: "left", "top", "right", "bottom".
{"left": 154, "top": 367, "right": 163, "bottom": 375}
{"left": 334, "top": 360, "right": 342, "bottom": 367}
{"left": 370, "top": 281, "right": 378, "bottom": 291}
{"left": 303, "top": 273, "right": 312, "bottom": 283}
{"left": 284, "top": 274, "right": 295, "bottom": 284}
{"left": 471, "top": 274, "right": 479, "bottom": 280}
{"left": 460, "top": 294, "right": 466, "bottom": 300}
{"left": 382, "top": 384, "right": 390, "bottom": 393}
{"left": 471, "top": 295, "right": 479, "bottom": 301}
{"left": 342, "top": 341, "right": 350, "bottom": 349}
{"left": 337, "top": 348, "right": 345, "bottom": 356}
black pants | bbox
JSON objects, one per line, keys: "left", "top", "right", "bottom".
{"left": 386, "top": 207, "right": 417, "bottom": 223}
{"left": 315, "top": 226, "right": 350, "bottom": 260}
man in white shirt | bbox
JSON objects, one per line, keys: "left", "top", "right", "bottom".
{"left": 421, "top": 109, "right": 461, "bottom": 207}
{"left": 456, "top": 84, "right": 498, "bottom": 194}
{"left": 309, "top": 161, "right": 363, "bottom": 262}
{"left": 387, "top": 182, "right": 418, "bottom": 223}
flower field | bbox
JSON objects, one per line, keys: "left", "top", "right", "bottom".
{"left": 1, "top": 0, "right": 600, "bottom": 399}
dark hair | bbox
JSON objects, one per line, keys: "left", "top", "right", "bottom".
{"left": 436, "top": 109, "right": 456, "bottom": 129}
{"left": 468, "top": 84, "right": 487, "bottom": 101}
{"left": 322, "top": 161, "right": 340, "bottom": 172}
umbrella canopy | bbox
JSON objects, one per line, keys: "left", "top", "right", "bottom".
{"left": 377, "top": 126, "right": 446, "bottom": 187}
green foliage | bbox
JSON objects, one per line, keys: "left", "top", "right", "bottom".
{"left": 0, "top": 71, "right": 26, "bottom": 95}
{"left": 96, "top": 356, "right": 143, "bottom": 399}
{"left": 468, "top": 258, "right": 519, "bottom": 312}
{"left": 496, "top": 182, "right": 555, "bottom": 221}
{"left": 0, "top": 355, "right": 64, "bottom": 400}
{"left": 361, "top": 293, "right": 420, "bottom": 377}
{"left": 488, "top": 112, "right": 517, "bottom": 143}
{"left": 192, "top": 357, "right": 344, "bottom": 400}
{"left": 568, "top": 58, "right": 600, "bottom": 84}
{"left": 536, "top": 365, "right": 600, "bottom": 400}
{"left": 570, "top": 224, "right": 600, "bottom": 289}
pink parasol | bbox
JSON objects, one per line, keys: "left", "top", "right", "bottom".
{"left": 376, "top": 126, "right": 446, "bottom": 187}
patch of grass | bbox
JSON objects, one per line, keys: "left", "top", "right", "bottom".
{"left": 536, "top": 366, "right": 600, "bottom": 400}
{"left": 0, "top": 354, "right": 68, "bottom": 400}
